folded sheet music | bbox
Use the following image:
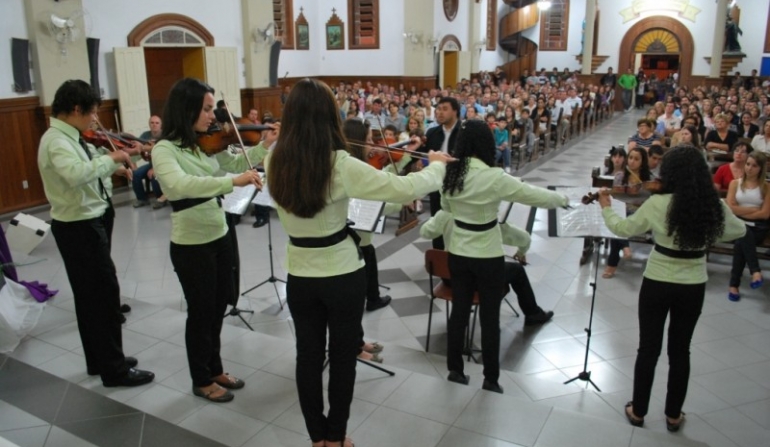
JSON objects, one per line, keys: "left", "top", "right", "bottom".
{"left": 222, "top": 173, "right": 258, "bottom": 215}
{"left": 251, "top": 173, "right": 275, "bottom": 208}
{"left": 549, "top": 186, "right": 626, "bottom": 238}
{"left": 348, "top": 199, "right": 385, "bottom": 232}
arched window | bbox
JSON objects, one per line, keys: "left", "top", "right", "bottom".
{"left": 141, "top": 27, "right": 205, "bottom": 47}
{"left": 348, "top": 0, "right": 379, "bottom": 49}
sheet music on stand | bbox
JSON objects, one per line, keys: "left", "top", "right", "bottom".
{"left": 251, "top": 173, "right": 275, "bottom": 208}
{"left": 222, "top": 173, "right": 259, "bottom": 215}
{"left": 348, "top": 199, "right": 385, "bottom": 232}
{"left": 548, "top": 186, "right": 626, "bottom": 238}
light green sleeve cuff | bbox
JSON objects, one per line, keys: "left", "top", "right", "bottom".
{"left": 500, "top": 223, "right": 531, "bottom": 254}
{"left": 214, "top": 142, "right": 269, "bottom": 173}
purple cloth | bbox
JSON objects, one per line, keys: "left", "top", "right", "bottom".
{"left": 1, "top": 228, "right": 57, "bottom": 302}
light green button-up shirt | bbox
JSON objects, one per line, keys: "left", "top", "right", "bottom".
{"left": 440, "top": 157, "right": 568, "bottom": 258}
{"left": 420, "top": 209, "right": 532, "bottom": 256}
{"left": 602, "top": 194, "right": 746, "bottom": 284}
{"left": 152, "top": 141, "right": 268, "bottom": 245}
{"left": 266, "top": 150, "right": 446, "bottom": 277}
{"left": 38, "top": 118, "right": 120, "bottom": 222}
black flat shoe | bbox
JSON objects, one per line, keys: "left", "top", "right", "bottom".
{"left": 625, "top": 401, "right": 644, "bottom": 427}
{"left": 366, "top": 295, "right": 392, "bottom": 312}
{"left": 252, "top": 218, "right": 267, "bottom": 228}
{"left": 102, "top": 368, "right": 155, "bottom": 387}
{"left": 447, "top": 371, "right": 469, "bottom": 385}
{"left": 525, "top": 310, "right": 554, "bottom": 326}
{"left": 666, "top": 412, "right": 685, "bottom": 432}
{"left": 88, "top": 356, "right": 138, "bottom": 376}
{"left": 482, "top": 379, "right": 504, "bottom": 394}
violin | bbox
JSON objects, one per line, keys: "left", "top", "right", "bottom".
{"left": 119, "top": 132, "right": 153, "bottom": 161}
{"left": 197, "top": 118, "right": 271, "bottom": 156}
{"left": 368, "top": 134, "right": 403, "bottom": 169}
{"left": 582, "top": 180, "right": 662, "bottom": 205}
{"left": 82, "top": 129, "right": 133, "bottom": 150}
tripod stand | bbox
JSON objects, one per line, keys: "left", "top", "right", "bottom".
{"left": 222, "top": 211, "right": 256, "bottom": 330}
{"left": 323, "top": 354, "right": 395, "bottom": 377}
{"left": 564, "top": 237, "right": 602, "bottom": 392}
{"left": 241, "top": 212, "right": 286, "bottom": 309}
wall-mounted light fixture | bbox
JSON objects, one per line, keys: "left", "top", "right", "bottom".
{"left": 537, "top": 0, "right": 552, "bottom": 11}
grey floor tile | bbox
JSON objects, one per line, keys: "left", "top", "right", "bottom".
{"left": 534, "top": 407, "right": 632, "bottom": 447}
{"left": 43, "top": 426, "right": 99, "bottom": 447}
{"left": 700, "top": 408, "right": 770, "bottom": 447}
{"left": 436, "top": 426, "right": 525, "bottom": 447}
{"left": 124, "top": 384, "right": 206, "bottom": 425}
{"left": 57, "top": 412, "right": 143, "bottom": 447}
{"left": 53, "top": 384, "right": 139, "bottom": 424}
{"left": 381, "top": 373, "right": 477, "bottom": 425}
{"left": 222, "top": 371, "right": 297, "bottom": 423}
{"left": 629, "top": 427, "right": 710, "bottom": 447}
{"left": 453, "top": 393, "right": 551, "bottom": 446}
{"left": 377, "top": 268, "right": 412, "bottom": 284}
{"left": 351, "top": 406, "right": 449, "bottom": 447}
{"left": 178, "top": 404, "right": 266, "bottom": 447}
{"left": 141, "top": 414, "right": 227, "bottom": 447}
{"left": 0, "top": 400, "right": 49, "bottom": 431}
{"left": 0, "top": 425, "right": 51, "bottom": 447}
{"left": 389, "top": 295, "right": 439, "bottom": 318}
{"left": 241, "top": 424, "right": 310, "bottom": 447}
{"left": 0, "top": 358, "right": 69, "bottom": 423}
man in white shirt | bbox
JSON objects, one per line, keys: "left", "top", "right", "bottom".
{"left": 364, "top": 98, "right": 386, "bottom": 130}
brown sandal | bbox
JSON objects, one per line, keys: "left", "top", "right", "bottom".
{"left": 212, "top": 373, "right": 245, "bottom": 389}
{"left": 192, "top": 384, "right": 234, "bottom": 403}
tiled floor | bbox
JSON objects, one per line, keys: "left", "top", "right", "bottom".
{"left": 2, "top": 111, "right": 769, "bottom": 446}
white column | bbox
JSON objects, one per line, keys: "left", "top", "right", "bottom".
{"left": 709, "top": 0, "right": 729, "bottom": 78}
{"left": 581, "top": 0, "right": 596, "bottom": 75}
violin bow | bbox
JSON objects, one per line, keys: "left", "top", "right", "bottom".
{"left": 375, "top": 111, "right": 397, "bottom": 168}
{"left": 221, "top": 93, "right": 255, "bottom": 171}
{"left": 92, "top": 116, "right": 131, "bottom": 169}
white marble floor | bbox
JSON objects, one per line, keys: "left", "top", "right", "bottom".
{"left": 1, "top": 111, "right": 769, "bottom": 447}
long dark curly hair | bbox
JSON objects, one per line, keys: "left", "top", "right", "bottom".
{"left": 658, "top": 145, "right": 725, "bottom": 249}
{"left": 442, "top": 120, "right": 496, "bottom": 195}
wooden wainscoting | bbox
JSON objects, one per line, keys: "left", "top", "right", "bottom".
{"left": 0, "top": 97, "right": 48, "bottom": 215}
{"left": 241, "top": 87, "right": 283, "bottom": 121}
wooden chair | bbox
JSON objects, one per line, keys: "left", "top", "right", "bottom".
{"left": 424, "top": 249, "right": 517, "bottom": 355}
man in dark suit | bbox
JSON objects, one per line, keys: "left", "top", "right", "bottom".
{"left": 418, "top": 96, "right": 461, "bottom": 249}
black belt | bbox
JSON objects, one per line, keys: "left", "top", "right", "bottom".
{"left": 454, "top": 219, "right": 498, "bottom": 232}
{"left": 169, "top": 196, "right": 221, "bottom": 213}
{"left": 654, "top": 244, "right": 705, "bottom": 259}
{"left": 289, "top": 221, "right": 362, "bottom": 258}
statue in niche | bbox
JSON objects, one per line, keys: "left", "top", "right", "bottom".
{"left": 724, "top": 5, "right": 744, "bottom": 54}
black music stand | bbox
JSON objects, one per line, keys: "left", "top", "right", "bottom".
{"left": 222, "top": 211, "right": 256, "bottom": 330}
{"left": 323, "top": 354, "right": 395, "bottom": 377}
{"left": 241, "top": 210, "right": 286, "bottom": 310}
{"left": 547, "top": 186, "right": 606, "bottom": 392}
{"left": 563, "top": 236, "right": 601, "bottom": 392}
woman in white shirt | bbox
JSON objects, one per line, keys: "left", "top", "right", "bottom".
{"left": 750, "top": 121, "right": 770, "bottom": 155}
{"left": 725, "top": 151, "right": 770, "bottom": 301}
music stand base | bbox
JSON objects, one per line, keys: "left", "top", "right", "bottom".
{"left": 564, "top": 370, "right": 601, "bottom": 392}
{"left": 322, "top": 356, "right": 395, "bottom": 376}
{"left": 224, "top": 307, "right": 255, "bottom": 331}
{"left": 241, "top": 216, "right": 287, "bottom": 310}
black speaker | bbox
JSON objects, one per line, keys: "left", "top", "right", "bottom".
{"left": 269, "top": 40, "right": 282, "bottom": 87}
{"left": 86, "top": 38, "right": 100, "bottom": 96}
{"left": 11, "top": 38, "right": 32, "bottom": 93}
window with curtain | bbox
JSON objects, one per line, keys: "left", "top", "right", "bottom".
{"left": 348, "top": 0, "right": 379, "bottom": 49}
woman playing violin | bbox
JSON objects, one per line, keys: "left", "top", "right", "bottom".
{"left": 152, "top": 78, "right": 273, "bottom": 403}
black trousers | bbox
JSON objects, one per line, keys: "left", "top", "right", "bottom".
{"left": 608, "top": 239, "right": 630, "bottom": 267}
{"left": 428, "top": 191, "right": 444, "bottom": 250}
{"left": 287, "top": 268, "right": 366, "bottom": 443}
{"left": 360, "top": 244, "right": 381, "bottom": 302}
{"left": 632, "top": 277, "right": 705, "bottom": 419}
{"left": 447, "top": 254, "right": 505, "bottom": 382}
{"left": 504, "top": 262, "right": 542, "bottom": 316}
{"left": 170, "top": 233, "right": 234, "bottom": 387}
{"left": 730, "top": 224, "right": 769, "bottom": 287}
{"left": 51, "top": 207, "right": 128, "bottom": 380}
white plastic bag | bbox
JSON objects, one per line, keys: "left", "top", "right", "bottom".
{"left": 0, "top": 277, "right": 47, "bottom": 353}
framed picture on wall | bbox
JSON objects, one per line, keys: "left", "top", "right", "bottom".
{"left": 297, "top": 24, "right": 309, "bottom": 50}
{"left": 326, "top": 10, "right": 344, "bottom": 50}
{"left": 296, "top": 9, "right": 309, "bottom": 50}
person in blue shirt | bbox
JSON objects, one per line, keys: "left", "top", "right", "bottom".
{"left": 494, "top": 117, "right": 511, "bottom": 173}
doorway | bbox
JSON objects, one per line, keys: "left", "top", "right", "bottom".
{"left": 443, "top": 51, "right": 458, "bottom": 89}
{"left": 640, "top": 54, "right": 680, "bottom": 84}
{"left": 144, "top": 47, "right": 205, "bottom": 117}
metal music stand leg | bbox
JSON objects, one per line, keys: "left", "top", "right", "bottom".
{"left": 224, "top": 306, "right": 255, "bottom": 331}
{"left": 564, "top": 237, "right": 602, "bottom": 392}
{"left": 378, "top": 284, "right": 391, "bottom": 291}
{"left": 241, "top": 215, "right": 287, "bottom": 310}
{"left": 322, "top": 353, "right": 396, "bottom": 376}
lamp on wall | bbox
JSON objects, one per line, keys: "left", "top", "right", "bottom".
{"left": 537, "top": 0, "right": 552, "bottom": 10}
